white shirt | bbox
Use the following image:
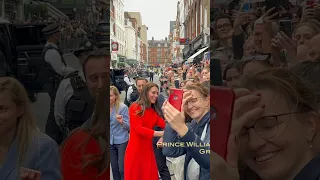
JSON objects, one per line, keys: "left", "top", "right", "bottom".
{"left": 54, "top": 78, "right": 74, "bottom": 128}
{"left": 44, "top": 42, "right": 74, "bottom": 76}
{"left": 126, "top": 86, "right": 134, "bottom": 102}
{"left": 124, "top": 75, "right": 133, "bottom": 85}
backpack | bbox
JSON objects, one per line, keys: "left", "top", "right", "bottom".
{"left": 124, "top": 85, "right": 138, "bottom": 107}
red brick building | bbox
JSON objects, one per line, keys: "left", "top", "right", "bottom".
{"left": 148, "top": 37, "right": 170, "bottom": 67}
{"left": 185, "top": 0, "right": 203, "bottom": 40}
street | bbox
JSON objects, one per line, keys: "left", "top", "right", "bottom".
{"left": 29, "top": 54, "right": 175, "bottom": 180}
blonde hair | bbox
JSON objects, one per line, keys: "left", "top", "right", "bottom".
{"left": 294, "top": 19, "right": 320, "bottom": 36}
{"left": 0, "top": 77, "right": 38, "bottom": 166}
{"left": 110, "top": 86, "right": 121, "bottom": 113}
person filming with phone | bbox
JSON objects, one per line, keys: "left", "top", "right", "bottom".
{"left": 162, "top": 83, "right": 210, "bottom": 180}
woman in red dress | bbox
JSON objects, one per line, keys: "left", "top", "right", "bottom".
{"left": 124, "top": 82, "right": 166, "bottom": 180}
{"left": 60, "top": 86, "right": 109, "bottom": 180}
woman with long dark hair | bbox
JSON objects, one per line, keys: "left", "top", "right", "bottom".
{"left": 124, "top": 82, "right": 166, "bottom": 180}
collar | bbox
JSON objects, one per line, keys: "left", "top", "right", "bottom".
{"left": 294, "top": 154, "right": 320, "bottom": 180}
{"left": 0, "top": 138, "right": 18, "bottom": 178}
{"left": 45, "top": 42, "right": 58, "bottom": 48}
{"left": 195, "top": 111, "right": 210, "bottom": 126}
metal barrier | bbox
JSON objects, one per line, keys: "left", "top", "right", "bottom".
{"left": 59, "top": 37, "right": 87, "bottom": 53}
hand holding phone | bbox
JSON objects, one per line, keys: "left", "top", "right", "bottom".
{"left": 211, "top": 86, "right": 235, "bottom": 160}
{"left": 168, "top": 88, "right": 184, "bottom": 111}
{"left": 279, "top": 20, "right": 292, "bottom": 38}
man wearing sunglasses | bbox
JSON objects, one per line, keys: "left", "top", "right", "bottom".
{"left": 53, "top": 40, "right": 96, "bottom": 143}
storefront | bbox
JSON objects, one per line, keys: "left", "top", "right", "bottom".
{"left": 182, "top": 43, "right": 191, "bottom": 60}
{"left": 111, "top": 51, "right": 117, "bottom": 68}
{"left": 117, "top": 54, "right": 126, "bottom": 68}
{"left": 187, "top": 33, "right": 209, "bottom": 64}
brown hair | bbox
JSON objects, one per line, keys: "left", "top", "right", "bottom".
{"left": 135, "top": 77, "right": 148, "bottom": 85}
{"left": 291, "top": 61, "right": 320, "bottom": 92}
{"left": 185, "top": 83, "right": 210, "bottom": 98}
{"left": 136, "top": 82, "right": 161, "bottom": 117}
{"left": 294, "top": 19, "right": 320, "bottom": 36}
{"left": 241, "top": 68, "right": 319, "bottom": 113}
{"left": 60, "top": 80, "right": 109, "bottom": 177}
{"left": 223, "top": 61, "right": 244, "bottom": 80}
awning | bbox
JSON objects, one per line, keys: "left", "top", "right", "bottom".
{"left": 30, "top": 1, "right": 69, "bottom": 21}
{"left": 187, "top": 46, "right": 209, "bottom": 62}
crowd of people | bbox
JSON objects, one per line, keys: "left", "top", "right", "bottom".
{"left": 109, "top": 57, "right": 211, "bottom": 180}
{"left": 212, "top": 1, "right": 320, "bottom": 180}
{"left": 14, "top": 16, "right": 93, "bottom": 39}
{"left": 0, "top": 48, "right": 109, "bottom": 180}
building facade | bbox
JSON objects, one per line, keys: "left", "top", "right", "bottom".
{"left": 110, "top": 0, "right": 125, "bottom": 67}
{"left": 127, "top": 12, "right": 148, "bottom": 64}
{"left": 125, "top": 17, "right": 137, "bottom": 60}
{"left": 148, "top": 37, "right": 170, "bottom": 67}
{"left": 181, "top": 0, "right": 210, "bottom": 63}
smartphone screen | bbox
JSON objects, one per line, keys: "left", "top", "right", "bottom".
{"left": 211, "top": 86, "right": 235, "bottom": 160}
{"left": 242, "top": 2, "right": 250, "bottom": 12}
{"left": 168, "top": 88, "right": 183, "bottom": 111}
{"left": 174, "top": 79, "right": 180, "bottom": 88}
{"left": 210, "top": 58, "right": 223, "bottom": 86}
{"left": 265, "top": 0, "right": 279, "bottom": 19}
{"left": 279, "top": 20, "right": 292, "bottom": 37}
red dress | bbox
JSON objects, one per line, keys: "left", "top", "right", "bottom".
{"left": 124, "top": 103, "right": 166, "bottom": 180}
{"left": 61, "top": 131, "right": 109, "bottom": 180}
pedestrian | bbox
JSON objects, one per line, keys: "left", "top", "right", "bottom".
{"left": 124, "top": 82, "right": 166, "bottom": 180}
{"left": 125, "top": 77, "right": 147, "bottom": 107}
{"left": 150, "top": 69, "right": 154, "bottom": 82}
{"left": 110, "top": 86, "right": 130, "bottom": 180}
{"left": 54, "top": 40, "right": 96, "bottom": 141}
{"left": 162, "top": 83, "right": 210, "bottom": 180}
{"left": 42, "top": 23, "right": 75, "bottom": 144}
{"left": 154, "top": 86, "right": 171, "bottom": 180}
{"left": 60, "top": 49, "right": 109, "bottom": 180}
{"left": 0, "top": 77, "right": 61, "bottom": 179}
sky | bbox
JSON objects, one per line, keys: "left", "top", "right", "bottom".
{"left": 124, "top": 0, "right": 179, "bottom": 40}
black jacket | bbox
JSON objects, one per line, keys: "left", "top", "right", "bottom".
{"left": 294, "top": 155, "right": 320, "bottom": 180}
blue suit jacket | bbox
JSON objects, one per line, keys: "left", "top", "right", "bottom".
{"left": 0, "top": 131, "right": 62, "bottom": 180}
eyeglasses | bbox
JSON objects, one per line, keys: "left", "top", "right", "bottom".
{"left": 238, "top": 112, "right": 300, "bottom": 143}
{"left": 186, "top": 97, "right": 202, "bottom": 106}
{"left": 217, "top": 23, "right": 231, "bottom": 30}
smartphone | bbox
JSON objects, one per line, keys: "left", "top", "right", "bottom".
{"left": 174, "top": 79, "right": 180, "bottom": 88}
{"left": 279, "top": 20, "right": 292, "bottom": 37}
{"left": 242, "top": 2, "right": 250, "bottom": 12}
{"left": 211, "top": 86, "right": 235, "bottom": 160}
{"left": 265, "top": 0, "right": 279, "bottom": 20}
{"left": 210, "top": 58, "right": 223, "bottom": 86}
{"left": 168, "top": 88, "right": 183, "bottom": 111}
